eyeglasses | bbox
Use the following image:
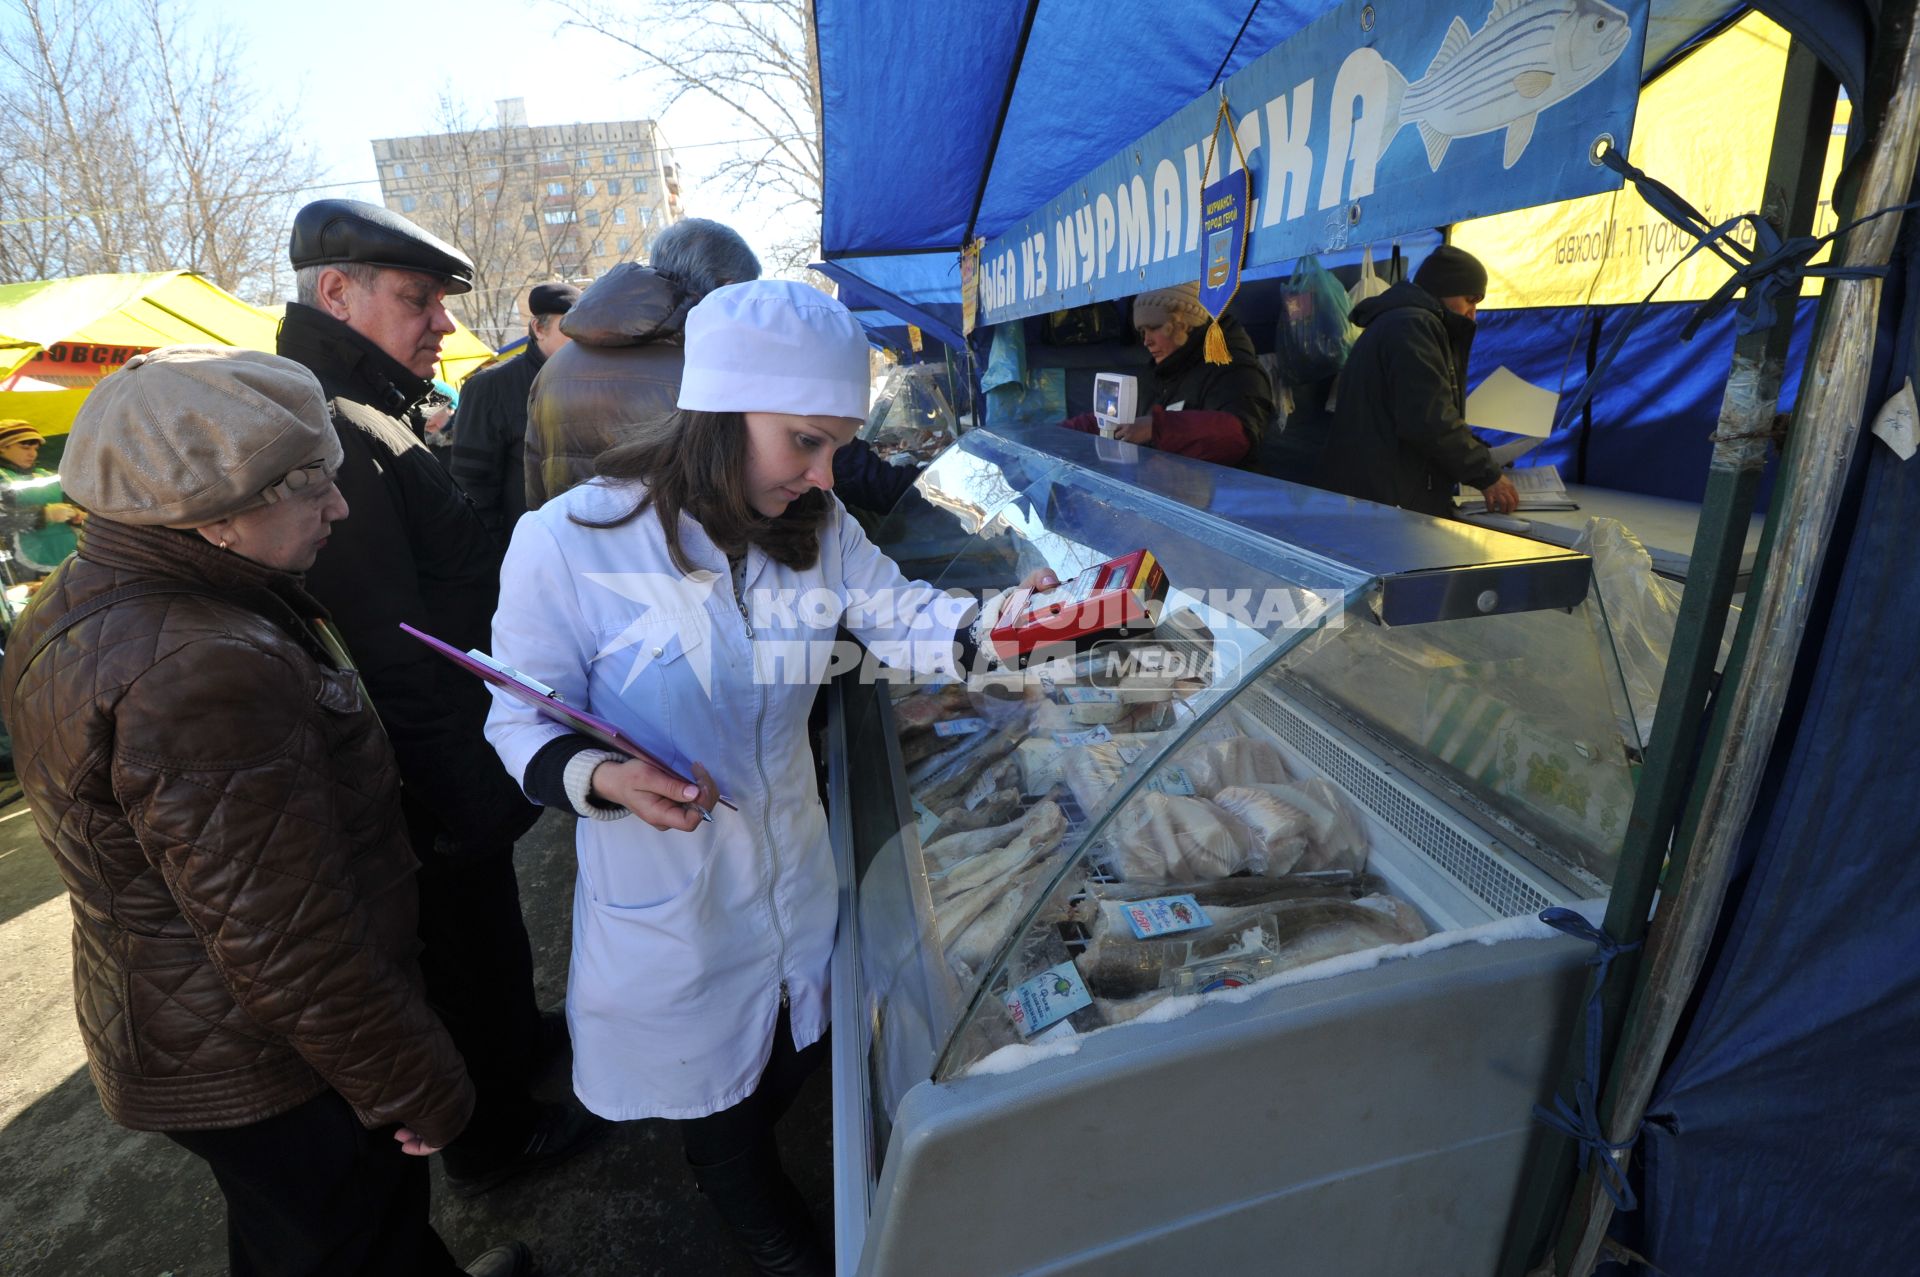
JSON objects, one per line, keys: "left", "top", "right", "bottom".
{"left": 258, "top": 459, "right": 337, "bottom": 505}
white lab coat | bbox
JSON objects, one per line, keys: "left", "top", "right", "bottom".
{"left": 486, "top": 480, "right": 963, "bottom": 1120}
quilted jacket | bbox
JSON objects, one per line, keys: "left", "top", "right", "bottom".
{"left": 523, "top": 263, "right": 692, "bottom": 510}
{"left": 0, "top": 517, "right": 474, "bottom": 1142}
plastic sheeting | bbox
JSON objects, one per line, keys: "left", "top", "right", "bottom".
{"left": 1465, "top": 297, "right": 1818, "bottom": 504}
{"left": 1608, "top": 198, "right": 1920, "bottom": 1274}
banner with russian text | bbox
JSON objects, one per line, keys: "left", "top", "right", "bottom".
{"left": 975, "top": 0, "right": 1648, "bottom": 326}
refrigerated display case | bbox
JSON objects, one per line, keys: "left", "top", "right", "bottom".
{"left": 828, "top": 426, "right": 1636, "bottom": 1275}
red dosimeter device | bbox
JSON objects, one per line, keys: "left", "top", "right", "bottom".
{"left": 989, "top": 549, "right": 1167, "bottom": 664}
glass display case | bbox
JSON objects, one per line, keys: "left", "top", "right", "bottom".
{"left": 828, "top": 426, "right": 1630, "bottom": 1275}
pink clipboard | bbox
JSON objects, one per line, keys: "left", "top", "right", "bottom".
{"left": 401, "top": 622, "right": 736, "bottom": 813}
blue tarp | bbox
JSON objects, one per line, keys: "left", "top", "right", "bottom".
{"left": 1467, "top": 297, "right": 1819, "bottom": 505}
{"left": 814, "top": 253, "right": 966, "bottom": 353}
{"left": 1614, "top": 187, "right": 1920, "bottom": 1274}
{"left": 813, "top": 0, "right": 1835, "bottom": 263}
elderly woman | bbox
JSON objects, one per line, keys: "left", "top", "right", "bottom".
{"left": 1061, "top": 282, "right": 1275, "bottom": 466}
{"left": 0, "top": 347, "right": 530, "bottom": 1277}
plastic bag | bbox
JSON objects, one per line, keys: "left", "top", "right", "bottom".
{"left": 1275, "top": 254, "right": 1354, "bottom": 384}
{"left": 1348, "top": 244, "right": 1390, "bottom": 308}
{"left": 1573, "top": 517, "right": 1736, "bottom": 746}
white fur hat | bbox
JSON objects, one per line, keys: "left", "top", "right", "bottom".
{"left": 676, "top": 279, "right": 870, "bottom": 420}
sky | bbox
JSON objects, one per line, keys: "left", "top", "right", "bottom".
{"left": 195, "top": 0, "right": 817, "bottom": 269}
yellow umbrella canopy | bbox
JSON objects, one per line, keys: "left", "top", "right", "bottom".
{"left": 0, "top": 272, "right": 283, "bottom": 442}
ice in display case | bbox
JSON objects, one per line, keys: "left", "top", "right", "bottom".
{"left": 827, "top": 427, "right": 1636, "bottom": 1275}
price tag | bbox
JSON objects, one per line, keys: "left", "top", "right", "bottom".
{"left": 934, "top": 717, "right": 988, "bottom": 738}
{"left": 963, "top": 769, "right": 1000, "bottom": 811}
{"left": 1121, "top": 894, "right": 1212, "bottom": 940}
{"left": 1145, "top": 767, "right": 1197, "bottom": 797}
{"left": 1005, "top": 961, "right": 1093, "bottom": 1038}
{"left": 1057, "top": 685, "right": 1121, "bottom": 704}
{"left": 1052, "top": 724, "right": 1113, "bottom": 747}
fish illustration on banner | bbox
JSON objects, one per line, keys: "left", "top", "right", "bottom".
{"left": 1386, "top": 0, "right": 1634, "bottom": 170}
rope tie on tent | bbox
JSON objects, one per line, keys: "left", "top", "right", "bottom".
{"left": 1530, "top": 907, "right": 1644, "bottom": 1213}
{"left": 1552, "top": 146, "right": 1920, "bottom": 433}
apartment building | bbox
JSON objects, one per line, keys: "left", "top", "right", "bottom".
{"left": 371, "top": 98, "right": 683, "bottom": 346}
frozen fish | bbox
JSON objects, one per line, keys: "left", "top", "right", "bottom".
{"left": 929, "top": 788, "right": 1022, "bottom": 842}
{"left": 914, "top": 728, "right": 1021, "bottom": 809}
{"left": 1211, "top": 785, "right": 1314, "bottom": 875}
{"left": 1156, "top": 736, "right": 1290, "bottom": 797}
{"left": 1076, "top": 896, "right": 1428, "bottom": 999}
{"left": 1267, "top": 779, "right": 1370, "bottom": 874}
{"left": 1102, "top": 870, "right": 1387, "bottom": 909}
{"left": 894, "top": 683, "right": 975, "bottom": 733}
{"left": 934, "top": 801, "right": 1066, "bottom": 900}
{"left": 1103, "top": 793, "right": 1255, "bottom": 881}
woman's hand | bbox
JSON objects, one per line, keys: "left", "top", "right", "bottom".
{"left": 393, "top": 1126, "right": 441, "bottom": 1157}
{"left": 44, "top": 502, "right": 85, "bottom": 525}
{"left": 591, "top": 757, "right": 720, "bottom": 832}
{"left": 1115, "top": 415, "right": 1154, "bottom": 446}
{"left": 1017, "top": 567, "right": 1061, "bottom": 594}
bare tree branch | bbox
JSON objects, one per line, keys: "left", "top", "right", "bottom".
{"left": 554, "top": 0, "right": 823, "bottom": 262}
{"left": 0, "top": 0, "right": 318, "bottom": 301}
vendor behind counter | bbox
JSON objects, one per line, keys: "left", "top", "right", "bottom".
{"left": 1059, "top": 282, "right": 1274, "bottom": 468}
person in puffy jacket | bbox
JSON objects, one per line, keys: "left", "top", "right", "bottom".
{"left": 1059, "top": 281, "right": 1274, "bottom": 466}
{"left": 486, "top": 281, "right": 1054, "bottom": 1275}
{"left": 0, "top": 347, "right": 529, "bottom": 1277}
{"left": 523, "top": 218, "right": 760, "bottom": 509}
{"left": 1316, "top": 245, "right": 1520, "bottom": 518}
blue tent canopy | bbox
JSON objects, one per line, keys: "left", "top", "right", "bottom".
{"left": 815, "top": 1, "right": 1868, "bottom": 265}
{"left": 814, "top": 1, "right": 1873, "bottom": 352}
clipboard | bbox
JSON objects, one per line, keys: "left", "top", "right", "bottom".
{"left": 401, "top": 623, "right": 736, "bottom": 813}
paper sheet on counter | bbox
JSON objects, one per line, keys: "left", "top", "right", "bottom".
{"left": 1466, "top": 366, "right": 1559, "bottom": 439}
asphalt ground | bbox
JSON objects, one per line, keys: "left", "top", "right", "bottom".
{"left": 0, "top": 798, "right": 833, "bottom": 1277}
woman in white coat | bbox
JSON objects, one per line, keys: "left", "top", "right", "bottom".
{"left": 485, "top": 280, "right": 1049, "bottom": 1275}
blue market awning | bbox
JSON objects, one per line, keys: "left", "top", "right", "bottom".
{"left": 815, "top": 1, "right": 1870, "bottom": 264}
{"left": 814, "top": 253, "right": 966, "bottom": 353}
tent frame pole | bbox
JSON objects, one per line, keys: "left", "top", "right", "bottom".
{"left": 1496, "top": 38, "right": 1839, "bottom": 1277}
{"left": 1551, "top": 7, "right": 1920, "bottom": 1269}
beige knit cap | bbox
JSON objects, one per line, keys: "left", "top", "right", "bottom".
{"left": 1133, "top": 281, "right": 1206, "bottom": 328}
{"left": 60, "top": 345, "right": 343, "bottom": 528}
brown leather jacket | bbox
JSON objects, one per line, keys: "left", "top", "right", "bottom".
{"left": 0, "top": 518, "right": 473, "bottom": 1143}
{"left": 523, "top": 263, "right": 693, "bottom": 510}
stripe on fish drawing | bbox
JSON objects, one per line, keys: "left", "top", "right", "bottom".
{"left": 1383, "top": 0, "right": 1633, "bottom": 171}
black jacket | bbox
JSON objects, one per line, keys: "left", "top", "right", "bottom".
{"left": 1316, "top": 281, "right": 1501, "bottom": 518}
{"left": 449, "top": 343, "right": 544, "bottom": 554}
{"left": 277, "top": 303, "right": 538, "bottom": 852}
{"left": 832, "top": 437, "right": 921, "bottom": 516}
{"left": 1149, "top": 310, "right": 1276, "bottom": 451}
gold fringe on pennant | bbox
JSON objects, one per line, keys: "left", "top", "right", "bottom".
{"left": 1204, "top": 318, "right": 1230, "bottom": 364}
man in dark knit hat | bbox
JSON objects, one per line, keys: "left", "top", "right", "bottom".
{"left": 1316, "top": 244, "right": 1519, "bottom": 518}
{"left": 450, "top": 282, "right": 578, "bottom": 555}
{"left": 276, "top": 200, "right": 601, "bottom": 1218}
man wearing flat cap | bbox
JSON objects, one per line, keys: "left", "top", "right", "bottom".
{"left": 0, "top": 346, "right": 532, "bottom": 1277}
{"left": 278, "top": 198, "right": 600, "bottom": 1207}
{"left": 450, "top": 281, "right": 578, "bottom": 555}
{"left": 1317, "top": 245, "right": 1520, "bottom": 517}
